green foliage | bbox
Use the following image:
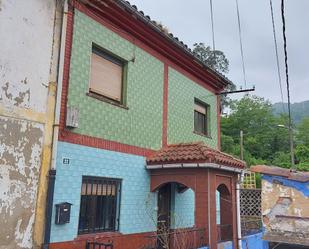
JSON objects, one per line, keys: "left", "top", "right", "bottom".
{"left": 255, "top": 173, "right": 261, "bottom": 189}
{"left": 271, "top": 151, "right": 291, "bottom": 168}
{"left": 297, "top": 162, "right": 309, "bottom": 171}
{"left": 296, "top": 117, "right": 309, "bottom": 146}
{"left": 295, "top": 144, "right": 309, "bottom": 162}
{"left": 192, "top": 42, "right": 229, "bottom": 73}
{"left": 192, "top": 42, "right": 235, "bottom": 109}
{"left": 294, "top": 145, "right": 309, "bottom": 171}
{"left": 221, "top": 95, "right": 309, "bottom": 171}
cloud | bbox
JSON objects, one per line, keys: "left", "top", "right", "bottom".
{"left": 128, "top": 0, "right": 309, "bottom": 103}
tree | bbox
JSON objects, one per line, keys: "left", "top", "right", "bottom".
{"left": 295, "top": 145, "right": 309, "bottom": 162}
{"left": 296, "top": 117, "right": 309, "bottom": 146}
{"left": 193, "top": 43, "right": 229, "bottom": 73}
{"left": 221, "top": 95, "right": 290, "bottom": 166}
{"left": 192, "top": 42, "right": 235, "bottom": 110}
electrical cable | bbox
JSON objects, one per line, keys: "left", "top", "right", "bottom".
{"left": 269, "top": 0, "right": 286, "bottom": 113}
{"left": 209, "top": 0, "right": 216, "bottom": 67}
{"left": 281, "top": 0, "right": 295, "bottom": 170}
{"left": 235, "top": 0, "right": 247, "bottom": 89}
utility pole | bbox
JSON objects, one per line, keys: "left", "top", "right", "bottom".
{"left": 289, "top": 126, "right": 295, "bottom": 171}
{"left": 278, "top": 124, "right": 295, "bottom": 171}
{"left": 240, "top": 130, "right": 244, "bottom": 161}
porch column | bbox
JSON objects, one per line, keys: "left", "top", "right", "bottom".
{"left": 208, "top": 170, "right": 218, "bottom": 249}
{"left": 194, "top": 169, "right": 212, "bottom": 248}
{"left": 231, "top": 176, "right": 238, "bottom": 249}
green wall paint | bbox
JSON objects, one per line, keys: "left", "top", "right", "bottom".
{"left": 68, "top": 11, "right": 164, "bottom": 149}
{"left": 167, "top": 68, "right": 218, "bottom": 149}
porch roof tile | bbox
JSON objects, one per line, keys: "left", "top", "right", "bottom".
{"left": 146, "top": 142, "right": 246, "bottom": 169}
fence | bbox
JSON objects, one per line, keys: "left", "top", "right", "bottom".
{"left": 240, "top": 188, "right": 262, "bottom": 236}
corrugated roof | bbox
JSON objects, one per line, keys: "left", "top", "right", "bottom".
{"left": 251, "top": 165, "right": 309, "bottom": 182}
{"left": 146, "top": 142, "right": 246, "bottom": 169}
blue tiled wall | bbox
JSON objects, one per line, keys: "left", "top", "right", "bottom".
{"left": 173, "top": 188, "right": 195, "bottom": 228}
{"left": 218, "top": 240, "right": 234, "bottom": 249}
{"left": 241, "top": 232, "right": 269, "bottom": 249}
{"left": 50, "top": 142, "right": 157, "bottom": 242}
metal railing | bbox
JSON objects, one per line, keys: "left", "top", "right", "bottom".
{"left": 86, "top": 241, "right": 113, "bottom": 249}
{"left": 141, "top": 228, "right": 207, "bottom": 249}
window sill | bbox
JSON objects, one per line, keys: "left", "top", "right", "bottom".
{"left": 86, "top": 92, "right": 129, "bottom": 110}
{"left": 193, "top": 131, "right": 212, "bottom": 139}
{"left": 76, "top": 231, "right": 122, "bottom": 241}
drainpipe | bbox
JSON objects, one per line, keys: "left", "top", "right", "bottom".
{"left": 43, "top": 1, "right": 68, "bottom": 248}
{"left": 236, "top": 171, "right": 244, "bottom": 249}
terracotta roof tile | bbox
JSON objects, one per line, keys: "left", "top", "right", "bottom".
{"left": 114, "top": 0, "right": 233, "bottom": 86}
{"left": 146, "top": 142, "right": 246, "bottom": 169}
{"left": 251, "top": 165, "right": 309, "bottom": 182}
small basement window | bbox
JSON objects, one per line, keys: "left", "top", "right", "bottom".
{"left": 194, "top": 99, "right": 210, "bottom": 136}
{"left": 78, "top": 176, "right": 121, "bottom": 234}
{"left": 89, "top": 46, "right": 124, "bottom": 103}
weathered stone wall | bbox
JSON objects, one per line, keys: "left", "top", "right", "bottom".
{"left": 0, "top": 0, "right": 59, "bottom": 248}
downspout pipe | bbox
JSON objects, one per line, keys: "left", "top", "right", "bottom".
{"left": 43, "top": 169, "right": 56, "bottom": 248}
{"left": 236, "top": 170, "right": 244, "bottom": 249}
{"left": 43, "top": 0, "right": 68, "bottom": 248}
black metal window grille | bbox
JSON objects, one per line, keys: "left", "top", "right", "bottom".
{"left": 78, "top": 176, "right": 121, "bottom": 234}
{"left": 194, "top": 99, "right": 209, "bottom": 136}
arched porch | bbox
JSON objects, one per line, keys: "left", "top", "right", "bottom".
{"left": 146, "top": 142, "right": 245, "bottom": 249}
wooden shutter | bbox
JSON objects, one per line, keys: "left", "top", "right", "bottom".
{"left": 89, "top": 52, "right": 123, "bottom": 101}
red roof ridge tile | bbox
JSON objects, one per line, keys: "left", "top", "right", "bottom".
{"left": 147, "top": 142, "right": 246, "bottom": 169}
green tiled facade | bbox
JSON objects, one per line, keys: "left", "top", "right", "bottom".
{"left": 67, "top": 11, "right": 164, "bottom": 149}
{"left": 167, "top": 68, "right": 218, "bottom": 149}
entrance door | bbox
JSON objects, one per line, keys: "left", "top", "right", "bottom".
{"left": 157, "top": 184, "right": 171, "bottom": 249}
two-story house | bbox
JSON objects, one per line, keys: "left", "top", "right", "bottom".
{"left": 46, "top": 1, "right": 246, "bottom": 249}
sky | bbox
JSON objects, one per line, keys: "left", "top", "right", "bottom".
{"left": 128, "top": 0, "right": 309, "bottom": 104}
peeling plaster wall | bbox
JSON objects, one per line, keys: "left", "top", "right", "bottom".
{"left": 0, "top": 0, "right": 57, "bottom": 248}
{"left": 261, "top": 176, "right": 309, "bottom": 245}
{"left": 0, "top": 117, "right": 44, "bottom": 249}
{"left": 0, "top": 0, "right": 55, "bottom": 112}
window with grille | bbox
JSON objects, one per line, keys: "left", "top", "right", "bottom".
{"left": 78, "top": 176, "right": 121, "bottom": 234}
{"left": 89, "top": 45, "right": 125, "bottom": 103}
{"left": 194, "top": 99, "right": 210, "bottom": 136}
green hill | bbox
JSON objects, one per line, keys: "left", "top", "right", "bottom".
{"left": 273, "top": 100, "right": 309, "bottom": 124}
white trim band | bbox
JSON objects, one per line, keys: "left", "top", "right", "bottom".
{"left": 146, "top": 162, "right": 243, "bottom": 173}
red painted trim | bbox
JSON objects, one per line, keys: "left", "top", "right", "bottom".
{"left": 59, "top": 3, "right": 74, "bottom": 132}
{"left": 59, "top": 131, "right": 154, "bottom": 157}
{"left": 217, "top": 95, "right": 221, "bottom": 150}
{"left": 162, "top": 64, "right": 169, "bottom": 147}
{"left": 59, "top": 2, "right": 222, "bottom": 156}
{"left": 58, "top": 3, "right": 153, "bottom": 157}
{"left": 73, "top": 1, "right": 221, "bottom": 94}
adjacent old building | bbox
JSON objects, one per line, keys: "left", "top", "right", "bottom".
{"left": 0, "top": 0, "right": 64, "bottom": 248}
{"left": 251, "top": 165, "right": 309, "bottom": 247}
{"left": 45, "top": 1, "right": 246, "bottom": 249}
